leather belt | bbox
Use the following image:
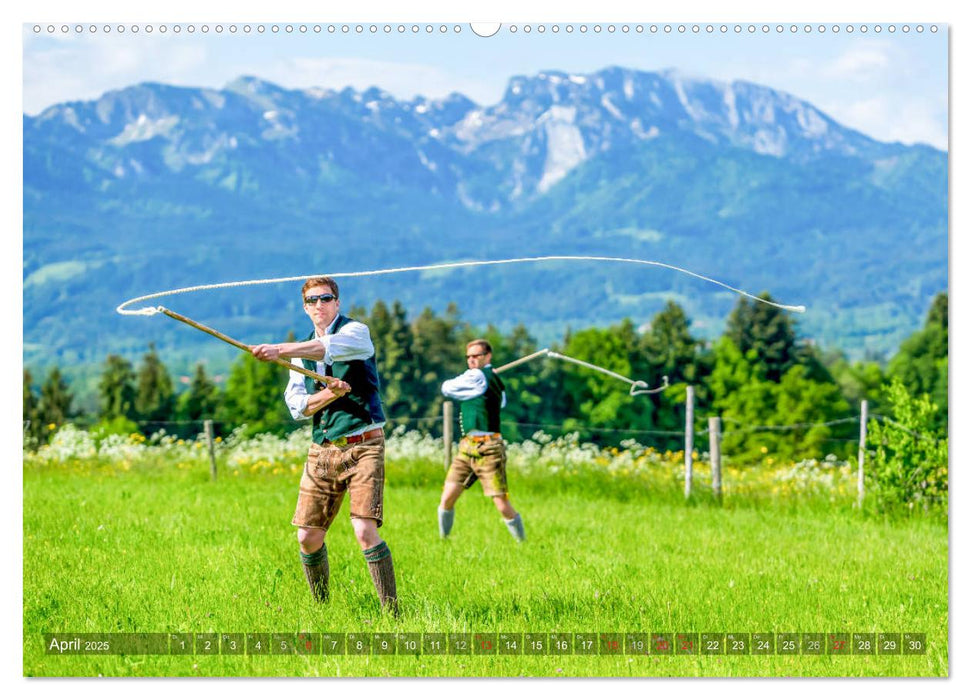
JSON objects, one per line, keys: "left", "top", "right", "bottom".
{"left": 464, "top": 433, "right": 501, "bottom": 442}
{"left": 322, "top": 428, "right": 384, "bottom": 447}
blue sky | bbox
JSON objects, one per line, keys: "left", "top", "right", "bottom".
{"left": 22, "top": 16, "right": 948, "bottom": 150}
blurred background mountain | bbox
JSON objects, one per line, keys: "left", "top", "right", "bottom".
{"left": 24, "top": 66, "right": 947, "bottom": 380}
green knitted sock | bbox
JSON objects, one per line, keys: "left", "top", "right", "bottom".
{"left": 362, "top": 541, "right": 399, "bottom": 616}
{"left": 299, "top": 543, "right": 329, "bottom": 602}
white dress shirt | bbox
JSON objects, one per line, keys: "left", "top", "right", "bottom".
{"left": 284, "top": 317, "right": 384, "bottom": 437}
{"left": 441, "top": 364, "right": 506, "bottom": 436}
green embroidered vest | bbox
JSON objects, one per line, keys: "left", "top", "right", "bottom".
{"left": 458, "top": 365, "right": 505, "bottom": 435}
{"left": 301, "top": 315, "right": 385, "bottom": 444}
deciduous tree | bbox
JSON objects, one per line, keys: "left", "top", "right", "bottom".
{"left": 886, "top": 292, "right": 947, "bottom": 431}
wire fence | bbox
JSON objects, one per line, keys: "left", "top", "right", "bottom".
{"left": 23, "top": 409, "right": 944, "bottom": 444}
{"left": 24, "top": 388, "right": 948, "bottom": 511}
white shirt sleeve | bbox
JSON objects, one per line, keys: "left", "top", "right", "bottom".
{"left": 284, "top": 360, "right": 313, "bottom": 420}
{"left": 441, "top": 368, "right": 488, "bottom": 401}
{"left": 317, "top": 320, "right": 375, "bottom": 364}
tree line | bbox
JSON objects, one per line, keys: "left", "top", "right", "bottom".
{"left": 23, "top": 292, "right": 948, "bottom": 463}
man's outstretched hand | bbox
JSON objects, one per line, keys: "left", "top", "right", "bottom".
{"left": 249, "top": 343, "right": 348, "bottom": 397}
{"left": 250, "top": 344, "right": 282, "bottom": 362}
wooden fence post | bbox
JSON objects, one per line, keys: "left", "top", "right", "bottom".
{"left": 204, "top": 419, "right": 218, "bottom": 481}
{"left": 708, "top": 416, "right": 722, "bottom": 502}
{"left": 857, "top": 399, "right": 868, "bottom": 507}
{"left": 684, "top": 386, "right": 694, "bottom": 499}
{"left": 443, "top": 401, "right": 453, "bottom": 471}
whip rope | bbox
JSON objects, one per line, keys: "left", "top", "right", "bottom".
{"left": 117, "top": 255, "right": 801, "bottom": 398}
{"left": 115, "top": 255, "right": 806, "bottom": 316}
{"left": 548, "top": 351, "right": 669, "bottom": 396}
{"left": 495, "top": 348, "right": 669, "bottom": 396}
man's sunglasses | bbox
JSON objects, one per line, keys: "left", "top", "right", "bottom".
{"left": 466, "top": 352, "right": 487, "bottom": 359}
{"left": 304, "top": 293, "right": 337, "bottom": 305}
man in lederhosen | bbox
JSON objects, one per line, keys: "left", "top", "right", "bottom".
{"left": 438, "top": 339, "right": 525, "bottom": 542}
{"left": 251, "top": 276, "right": 398, "bottom": 614}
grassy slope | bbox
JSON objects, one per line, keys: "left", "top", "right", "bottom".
{"left": 23, "top": 462, "right": 947, "bottom": 677}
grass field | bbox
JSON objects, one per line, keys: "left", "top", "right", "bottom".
{"left": 22, "top": 428, "right": 948, "bottom": 677}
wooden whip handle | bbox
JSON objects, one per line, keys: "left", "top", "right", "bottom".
{"left": 159, "top": 308, "right": 341, "bottom": 389}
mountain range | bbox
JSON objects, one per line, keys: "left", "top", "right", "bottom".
{"left": 24, "top": 66, "right": 948, "bottom": 378}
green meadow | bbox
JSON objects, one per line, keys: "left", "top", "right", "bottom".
{"left": 22, "top": 430, "right": 947, "bottom": 678}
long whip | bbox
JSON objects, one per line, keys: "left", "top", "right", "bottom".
{"left": 158, "top": 307, "right": 341, "bottom": 389}
{"left": 494, "top": 347, "right": 669, "bottom": 396}
{"left": 118, "top": 256, "right": 803, "bottom": 390}
{"left": 116, "top": 255, "right": 807, "bottom": 316}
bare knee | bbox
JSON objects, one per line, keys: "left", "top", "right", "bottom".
{"left": 441, "top": 482, "right": 464, "bottom": 510}
{"left": 492, "top": 496, "right": 516, "bottom": 519}
{"left": 351, "top": 518, "right": 381, "bottom": 550}
{"left": 297, "top": 528, "right": 325, "bottom": 553}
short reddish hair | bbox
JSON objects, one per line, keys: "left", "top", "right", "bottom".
{"left": 301, "top": 276, "right": 339, "bottom": 299}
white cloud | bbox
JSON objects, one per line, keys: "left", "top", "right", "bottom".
{"left": 23, "top": 34, "right": 498, "bottom": 115}
{"left": 836, "top": 96, "right": 948, "bottom": 148}
{"left": 24, "top": 34, "right": 210, "bottom": 114}
{"left": 820, "top": 44, "right": 891, "bottom": 81}
{"left": 708, "top": 41, "right": 946, "bottom": 150}
{"left": 807, "top": 42, "right": 947, "bottom": 148}
{"left": 256, "top": 57, "right": 493, "bottom": 103}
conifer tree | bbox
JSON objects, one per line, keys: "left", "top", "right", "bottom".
{"left": 23, "top": 369, "right": 42, "bottom": 445}
{"left": 637, "top": 301, "right": 710, "bottom": 449}
{"left": 218, "top": 349, "right": 292, "bottom": 436}
{"left": 411, "top": 303, "right": 467, "bottom": 427}
{"left": 177, "top": 363, "right": 220, "bottom": 424}
{"left": 98, "top": 355, "right": 137, "bottom": 421}
{"left": 135, "top": 344, "right": 176, "bottom": 431}
{"left": 38, "top": 367, "right": 74, "bottom": 430}
{"left": 366, "top": 300, "right": 419, "bottom": 419}
{"left": 639, "top": 301, "right": 707, "bottom": 385}
{"left": 726, "top": 292, "right": 798, "bottom": 382}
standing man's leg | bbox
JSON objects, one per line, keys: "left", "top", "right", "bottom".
{"left": 297, "top": 527, "right": 329, "bottom": 602}
{"left": 439, "top": 440, "right": 473, "bottom": 538}
{"left": 492, "top": 496, "right": 526, "bottom": 542}
{"left": 293, "top": 444, "right": 344, "bottom": 602}
{"left": 352, "top": 517, "right": 398, "bottom": 615}
{"left": 346, "top": 435, "right": 398, "bottom": 615}
{"left": 438, "top": 482, "right": 464, "bottom": 537}
{"left": 481, "top": 439, "right": 525, "bottom": 542}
